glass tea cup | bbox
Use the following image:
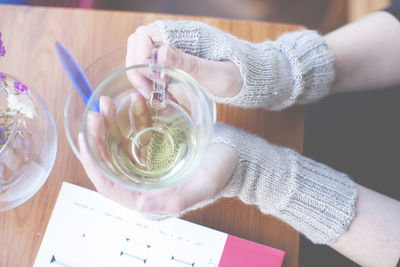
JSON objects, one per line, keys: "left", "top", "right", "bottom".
{"left": 65, "top": 47, "right": 215, "bottom": 191}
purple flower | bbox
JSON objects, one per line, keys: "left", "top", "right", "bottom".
{"left": 0, "top": 45, "right": 5, "bottom": 57}
{"left": 0, "top": 72, "right": 5, "bottom": 81}
{"left": 0, "top": 32, "right": 4, "bottom": 57}
{"left": 0, "top": 126, "right": 5, "bottom": 144}
{"left": 14, "top": 81, "right": 28, "bottom": 94}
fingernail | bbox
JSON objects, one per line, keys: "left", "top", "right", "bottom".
{"left": 87, "top": 111, "right": 96, "bottom": 127}
{"left": 87, "top": 112, "right": 106, "bottom": 142}
{"left": 99, "top": 96, "right": 106, "bottom": 111}
{"left": 137, "top": 87, "right": 150, "bottom": 98}
{"left": 78, "top": 132, "right": 85, "bottom": 153}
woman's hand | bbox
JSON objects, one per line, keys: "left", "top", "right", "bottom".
{"left": 78, "top": 94, "right": 238, "bottom": 215}
{"left": 126, "top": 25, "right": 243, "bottom": 100}
{"left": 127, "top": 20, "right": 335, "bottom": 110}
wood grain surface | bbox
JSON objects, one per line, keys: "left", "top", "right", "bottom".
{"left": 0, "top": 4, "right": 303, "bottom": 266}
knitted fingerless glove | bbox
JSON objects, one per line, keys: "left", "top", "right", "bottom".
{"left": 212, "top": 123, "right": 357, "bottom": 245}
{"left": 152, "top": 20, "right": 335, "bottom": 110}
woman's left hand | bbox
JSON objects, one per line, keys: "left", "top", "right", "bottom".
{"left": 78, "top": 93, "right": 237, "bottom": 215}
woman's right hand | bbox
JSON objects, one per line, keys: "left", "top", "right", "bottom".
{"left": 128, "top": 20, "right": 335, "bottom": 110}
{"left": 126, "top": 25, "right": 243, "bottom": 100}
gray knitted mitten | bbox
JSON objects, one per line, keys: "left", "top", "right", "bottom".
{"left": 153, "top": 20, "right": 335, "bottom": 110}
{"left": 212, "top": 123, "right": 357, "bottom": 245}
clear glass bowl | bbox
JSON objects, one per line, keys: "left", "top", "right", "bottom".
{"left": 65, "top": 48, "right": 216, "bottom": 191}
{"left": 0, "top": 74, "right": 57, "bottom": 212}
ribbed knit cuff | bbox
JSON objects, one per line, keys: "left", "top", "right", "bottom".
{"left": 274, "top": 150, "right": 357, "bottom": 244}
{"left": 213, "top": 123, "right": 357, "bottom": 244}
{"left": 275, "top": 30, "right": 335, "bottom": 105}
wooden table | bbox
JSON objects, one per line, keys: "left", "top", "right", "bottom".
{"left": 0, "top": 4, "right": 303, "bottom": 267}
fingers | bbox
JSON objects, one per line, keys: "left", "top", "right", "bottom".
{"left": 138, "top": 144, "right": 238, "bottom": 214}
{"left": 79, "top": 98, "right": 145, "bottom": 210}
{"left": 129, "top": 92, "right": 152, "bottom": 146}
{"left": 126, "top": 25, "right": 163, "bottom": 67}
{"left": 80, "top": 48, "right": 240, "bottom": 215}
{"left": 80, "top": 134, "right": 237, "bottom": 215}
{"left": 126, "top": 25, "right": 243, "bottom": 100}
{"left": 126, "top": 26, "right": 163, "bottom": 98}
{"left": 79, "top": 95, "right": 151, "bottom": 211}
{"left": 86, "top": 111, "right": 108, "bottom": 161}
{"left": 79, "top": 132, "right": 113, "bottom": 190}
{"left": 126, "top": 68, "right": 153, "bottom": 98}
{"left": 80, "top": 131, "right": 163, "bottom": 213}
{"left": 128, "top": 92, "right": 152, "bottom": 165}
{"left": 99, "top": 96, "right": 116, "bottom": 127}
{"left": 79, "top": 133, "right": 145, "bottom": 210}
{"left": 158, "top": 44, "right": 243, "bottom": 99}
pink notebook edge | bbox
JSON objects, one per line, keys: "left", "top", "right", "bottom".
{"left": 218, "top": 234, "right": 286, "bottom": 267}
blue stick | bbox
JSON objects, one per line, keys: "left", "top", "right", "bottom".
{"left": 55, "top": 42, "right": 99, "bottom": 112}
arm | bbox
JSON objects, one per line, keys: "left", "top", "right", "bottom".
{"left": 326, "top": 11, "right": 400, "bottom": 93}
{"left": 331, "top": 184, "right": 400, "bottom": 267}
{"left": 212, "top": 124, "right": 400, "bottom": 267}
{"left": 127, "top": 21, "right": 335, "bottom": 111}
{"left": 81, "top": 107, "right": 400, "bottom": 266}
{"left": 128, "top": 12, "right": 400, "bottom": 110}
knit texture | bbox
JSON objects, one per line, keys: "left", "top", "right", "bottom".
{"left": 153, "top": 20, "right": 335, "bottom": 110}
{"left": 143, "top": 123, "right": 357, "bottom": 244}
{"left": 213, "top": 123, "right": 357, "bottom": 244}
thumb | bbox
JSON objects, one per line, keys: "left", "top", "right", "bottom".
{"left": 158, "top": 44, "right": 242, "bottom": 99}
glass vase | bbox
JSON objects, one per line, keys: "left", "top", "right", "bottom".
{"left": 0, "top": 73, "right": 57, "bottom": 212}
